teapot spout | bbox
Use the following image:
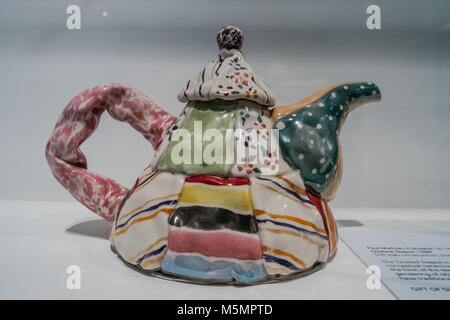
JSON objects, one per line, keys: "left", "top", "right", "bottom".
{"left": 272, "top": 81, "right": 381, "bottom": 123}
{"left": 272, "top": 82, "right": 381, "bottom": 201}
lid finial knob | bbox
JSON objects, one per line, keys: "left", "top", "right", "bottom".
{"left": 217, "top": 26, "right": 243, "bottom": 50}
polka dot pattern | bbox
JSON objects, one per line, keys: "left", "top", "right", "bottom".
{"left": 273, "top": 82, "right": 381, "bottom": 193}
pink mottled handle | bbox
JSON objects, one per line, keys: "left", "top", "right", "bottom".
{"left": 45, "top": 83, "right": 176, "bottom": 221}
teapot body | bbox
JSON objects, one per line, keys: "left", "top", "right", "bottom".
{"left": 110, "top": 99, "right": 337, "bottom": 284}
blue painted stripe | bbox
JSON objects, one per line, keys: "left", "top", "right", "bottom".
{"left": 136, "top": 245, "right": 167, "bottom": 265}
{"left": 256, "top": 176, "right": 313, "bottom": 205}
{"left": 263, "top": 254, "right": 299, "bottom": 271}
{"left": 116, "top": 199, "right": 178, "bottom": 230}
{"left": 257, "top": 219, "right": 328, "bottom": 240}
{"left": 161, "top": 253, "right": 268, "bottom": 283}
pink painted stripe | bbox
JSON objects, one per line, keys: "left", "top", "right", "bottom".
{"left": 185, "top": 175, "right": 250, "bottom": 186}
{"left": 168, "top": 229, "right": 263, "bottom": 260}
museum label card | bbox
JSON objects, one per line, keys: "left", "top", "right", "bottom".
{"left": 339, "top": 229, "right": 450, "bottom": 300}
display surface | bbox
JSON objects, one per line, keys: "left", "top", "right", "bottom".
{"left": 46, "top": 26, "right": 381, "bottom": 284}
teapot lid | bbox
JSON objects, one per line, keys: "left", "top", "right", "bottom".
{"left": 177, "top": 26, "right": 275, "bottom": 107}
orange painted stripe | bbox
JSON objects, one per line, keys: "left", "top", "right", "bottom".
{"left": 119, "top": 193, "right": 180, "bottom": 222}
{"left": 115, "top": 208, "right": 173, "bottom": 236}
{"left": 138, "top": 170, "right": 155, "bottom": 181}
{"left": 262, "top": 245, "right": 307, "bottom": 269}
{"left": 132, "top": 172, "right": 160, "bottom": 194}
{"left": 141, "top": 255, "right": 164, "bottom": 268}
{"left": 323, "top": 200, "right": 338, "bottom": 255}
{"left": 275, "top": 176, "right": 307, "bottom": 196}
{"left": 258, "top": 227, "right": 327, "bottom": 248}
{"left": 210, "top": 61, "right": 218, "bottom": 77}
{"left": 265, "top": 266, "right": 291, "bottom": 274}
{"left": 255, "top": 182, "right": 312, "bottom": 209}
{"left": 131, "top": 236, "right": 169, "bottom": 262}
{"left": 254, "top": 209, "right": 326, "bottom": 234}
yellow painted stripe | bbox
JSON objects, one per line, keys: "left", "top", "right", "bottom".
{"left": 131, "top": 236, "right": 169, "bottom": 262}
{"left": 265, "top": 265, "right": 292, "bottom": 274}
{"left": 254, "top": 209, "right": 326, "bottom": 234}
{"left": 275, "top": 175, "right": 307, "bottom": 196}
{"left": 255, "top": 182, "right": 312, "bottom": 209}
{"left": 259, "top": 227, "right": 327, "bottom": 248}
{"left": 119, "top": 193, "right": 180, "bottom": 222}
{"left": 132, "top": 172, "right": 160, "bottom": 194}
{"left": 115, "top": 208, "right": 173, "bottom": 236}
{"left": 180, "top": 184, "right": 253, "bottom": 212}
{"left": 262, "top": 245, "right": 307, "bottom": 269}
{"left": 141, "top": 256, "right": 164, "bottom": 268}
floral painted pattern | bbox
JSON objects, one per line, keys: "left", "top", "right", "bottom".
{"left": 231, "top": 103, "right": 280, "bottom": 176}
{"left": 178, "top": 49, "right": 275, "bottom": 107}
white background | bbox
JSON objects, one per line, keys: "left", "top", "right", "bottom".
{"left": 1, "top": 0, "right": 449, "bottom": 208}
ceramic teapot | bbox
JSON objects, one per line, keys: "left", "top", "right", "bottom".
{"left": 46, "top": 26, "right": 381, "bottom": 284}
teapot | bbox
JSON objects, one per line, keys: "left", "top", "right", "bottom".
{"left": 46, "top": 26, "right": 381, "bottom": 284}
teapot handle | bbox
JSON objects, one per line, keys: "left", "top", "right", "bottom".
{"left": 45, "top": 83, "right": 176, "bottom": 221}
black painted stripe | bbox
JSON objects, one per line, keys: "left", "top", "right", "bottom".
{"left": 215, "top": 54, "right": 224, "bottom": 76}
{"left": 183, "top": 80, "right": 190, "bottom": 98}
{"left": 198, "top": 68, "right": 206, "bottom": 98}
{"left": 169, "top": 205, "right": 258, "bottom": 234}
